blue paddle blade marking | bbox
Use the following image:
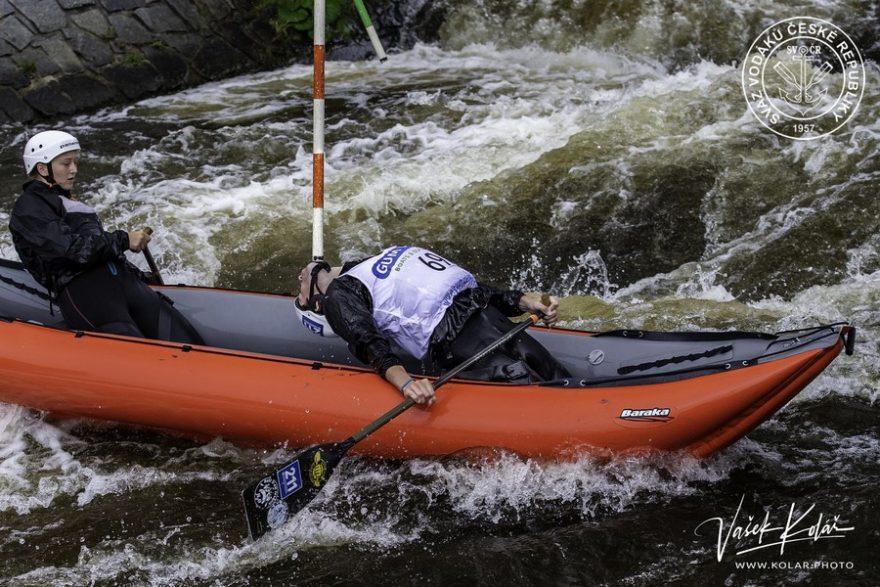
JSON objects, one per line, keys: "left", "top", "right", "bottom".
{"left": 276, "top": 460, "right": 303, "bottom": 499}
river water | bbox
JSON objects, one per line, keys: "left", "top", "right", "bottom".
{"left": 0, "top": 0, "right": 878, "bottom": 585}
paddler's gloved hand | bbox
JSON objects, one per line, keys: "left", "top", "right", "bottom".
{"left": 518, "top": 294, "right": 560, "bottom": 325}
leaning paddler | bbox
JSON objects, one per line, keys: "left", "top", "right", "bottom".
{"left": 293, "top": 245, "right": 571, "bottom": 404}
{"left": 9, "top": 130, "right": 201, "bottom": 344}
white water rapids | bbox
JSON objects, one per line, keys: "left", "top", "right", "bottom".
{"left": 0, "top": 0, "right": 878, "bottom": 584}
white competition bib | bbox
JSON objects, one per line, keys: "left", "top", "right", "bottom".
{"left": 346, "top": 246, "right": 477, "bottom": 358}
{"left": 59, "top": 195, "right": 95, "bottom": 215}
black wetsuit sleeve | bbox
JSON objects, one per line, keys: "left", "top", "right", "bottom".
{"left": 10, "top": 194, "right": 129, "bottom": 268}
{"left": 479, "top": 282, "right": 525, "bottom": 317}
{"left": 323, "top": 274, "right": 404, "bottom": 376}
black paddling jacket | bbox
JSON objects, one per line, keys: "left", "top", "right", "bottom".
{"left": 323, "top": 260, "right": 525, "bottom": 375}
{"left": 9, "top": 180, "right": 131, "bottom": 296}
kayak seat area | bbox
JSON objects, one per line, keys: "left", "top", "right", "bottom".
{"left": 161, "top": 286, "right": 374, "bottom": 367}
{"left": 152, "top": 286, "right": 442, "bottom": 376}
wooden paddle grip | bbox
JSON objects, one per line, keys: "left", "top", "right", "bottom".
{"left": 139, "top": 227, "right": 164, "bottom": 286}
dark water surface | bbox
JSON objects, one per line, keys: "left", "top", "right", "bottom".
{"left": 0, "top": 1, "right": 878, "bottom": 585}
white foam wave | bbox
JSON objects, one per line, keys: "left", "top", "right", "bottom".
{"left": 35, "top": 41, "right": 669, "bottom": 284}
{"left": 3, "top": 447, "right": 748, "bottom": 587}
{"left": 0, "top": 406, "right": 242, "bottom": 517}
{"left": 402, "top": 450, "right": 737, "bottom": 522}
{"left": 0, "top": 405, "right": 90, "bottom": 515}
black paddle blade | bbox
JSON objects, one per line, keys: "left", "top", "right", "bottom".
{"left": 241, "top": 440, "right": 352, "bottom": 540}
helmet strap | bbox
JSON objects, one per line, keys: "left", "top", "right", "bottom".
{"left": 36, "top": 162, "right": 56, "bottom": 186}
{"left": 306, "top": 260, "right": 331, "bottom": 313}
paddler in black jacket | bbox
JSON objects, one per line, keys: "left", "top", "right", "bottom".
{"left": 9, "top": 130, "right": 201, "bottom": 343}
{"left": 293, "top": 245, "right": 571, "bottom": 404}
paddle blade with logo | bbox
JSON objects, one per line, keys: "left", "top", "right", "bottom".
{"left": 241, "top": 440, "right": 352, "bottom": 540}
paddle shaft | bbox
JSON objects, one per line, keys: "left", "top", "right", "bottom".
{"left": 141, "top": 228, "right": 164, "bottom": 286}
{"left": 349, "top": 313, "right": 541, "bottom": 444}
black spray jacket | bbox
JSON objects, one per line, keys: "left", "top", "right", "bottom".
{"left": 9, "top": 180, "right": 132, "bottom": 296}
{"left": 323, "top": 260, "right": 524, "bottom": 375}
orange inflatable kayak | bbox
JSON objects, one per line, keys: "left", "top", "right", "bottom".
{"left": 0, "top": 259, "right": 854, "bottom": 459}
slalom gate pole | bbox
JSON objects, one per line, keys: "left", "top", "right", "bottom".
{"left": 353, "top": 0, "right": 387, "bottom": 61}
{"left": 312, "top": 0, "right": 326, "bottom": 261}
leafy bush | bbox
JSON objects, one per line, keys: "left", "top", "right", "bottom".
{"left": 259, "top": 0, "right": 354, "bottom": 39}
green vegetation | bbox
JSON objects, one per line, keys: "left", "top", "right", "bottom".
{"left": 123, "top": 50, "right": 146, "bottom": 65}
{"left": 17, "top": 60, "right": 36, "bottom": 77}
{"left": 258, "top": 0, "right": 354, "bottom": 39}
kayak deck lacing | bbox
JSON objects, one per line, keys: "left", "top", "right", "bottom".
{"left": 617, "top": 344, "right": 734, "bottom": 375}
{"left": 0, "top": 272, "right": 51, "bottom": 301}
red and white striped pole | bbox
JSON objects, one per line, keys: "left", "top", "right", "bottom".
{"left": 312, "top": 0, "right": 326, "bottom": 261}
{"left": 311, "top": 0, "right": 386, "bottom": 261}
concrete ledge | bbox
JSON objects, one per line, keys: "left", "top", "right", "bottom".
{"left": 0, "top": 0, "right": 306, "bottom": 123}
{"left": 0, "top": 0, "right": 445, "bottom": 124}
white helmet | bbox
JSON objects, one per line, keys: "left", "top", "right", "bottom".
{"left": 293, "top": 260, "right": 339, "bottom": 337}
{"left": 23, "top": 130, "right": 81, "bottom": 175}
{"left": 294, "top": 304, "right": 338, "bottom": 338}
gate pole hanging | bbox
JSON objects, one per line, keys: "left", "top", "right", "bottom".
{"left": 312, "top": 0, "right": 326, "bottom": 261}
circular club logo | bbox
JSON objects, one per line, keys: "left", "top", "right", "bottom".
{"left": 742, "top": 17, "right": 864, "bottom": 140}
{"left": 253, "top": 476, "right": 279, "bottom": 510}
